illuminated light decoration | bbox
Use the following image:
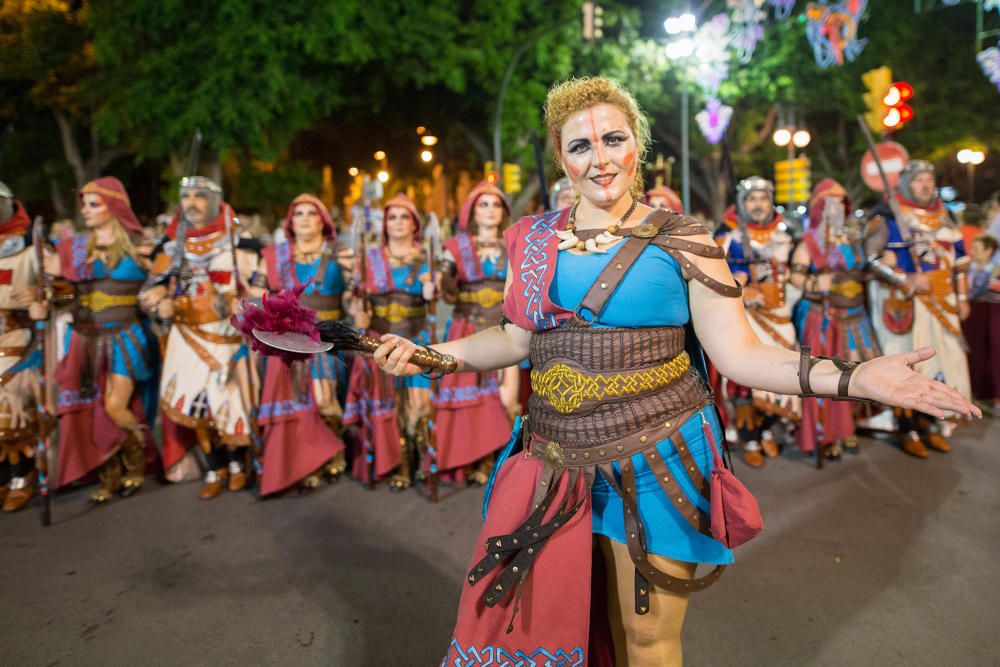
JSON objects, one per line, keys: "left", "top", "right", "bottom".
{"left": 374, "top": 150, "right": 386, "bottom": 161}
{"left": 772, "top": 128, "right": 792, "bottom": 147}
{"left": 977, "top": 40, "right": 1000, "bottom": 92}
{"left": 728, "top": 0, "right": 767, "bottom": 63}
{"left": 768, "top": 0, "right": 796, "bottom": 20}
{"left": 695, "top": 98, "right": 733, "bottom": 144}
{"left": 348, "top": 167, "right": 359, "bottom": 177}
{"left": 376, "top": 170, "right": 389, "bottom": 183}
{"left": 421, "top": 135, "right": 438, "bottom": 146}
{"left": 805, "top": 0, "right": 868, "bottom": 69}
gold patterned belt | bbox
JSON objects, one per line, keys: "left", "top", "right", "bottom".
{"left": 830, "top": 280, "right": 863, "bottom": 298}
{"left": 79, "top": 291, "right": 138, "bottom": 312}
{"left": 372, "top": 302, "right": 427, "bottom": 323}
{"left": 531, "top": 351, "right": 692, "bottom": 414}
{"left": 315, "top": 309, "right": 343, "bottom": 321}
{"left": 457, "top": 287, "right": 504, "bottom": 309}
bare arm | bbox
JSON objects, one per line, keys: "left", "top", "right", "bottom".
{"left": 372, "top": 261, "right": 531, "bottom": 376}
{"left": 684, "top": 233, "right": 978, "bottom": 419}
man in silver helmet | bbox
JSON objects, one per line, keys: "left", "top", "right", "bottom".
{"left": 0, "top": 180, "right": 44, "bottom": 512}
{"left": 865, "top": 160, "right": 971, "bottom": 457}
{"left": 715, "top": 176, "right": 800, "bottom": 467}
{"left": 139, "top": 176, "right": 261, "bottom": 499}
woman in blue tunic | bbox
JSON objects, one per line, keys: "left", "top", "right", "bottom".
{"left": 46, "top": 177, "right": 158, "bottom": 504}
{"left": 367, "top": 78, "right": 978, "bottom": 664}
{"left": 343, "top": 193, "right": 434, "bottom": 490}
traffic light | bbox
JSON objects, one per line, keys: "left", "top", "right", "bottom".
{"left": 502, "top": 163, "right": 521, "bottom": 194}
{"left": 484, "top": 161, "right": 499, "bottom": 185}
{"left": 774, "top": 157, "right": 811, "bottom": 204}
{"left": 862, "top": 66, "right": 893, "bottom": 132}
{"left": 881, "top": 82, "right": 913, "bottom": 131}
{"left": 582, "top": 2, "right": 603, "bottom": 41}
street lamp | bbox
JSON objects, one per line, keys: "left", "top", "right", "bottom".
{"left": 665, "top": 11, "right": 697, "bottom": 214}
{"left": 420, "top": 150, "right": 433, "bottom": 163}
{"left": 957, "top": 148, "right": 986, "bottom": 202}
{"left": 773, "top": 122, "right": 810, "bottom": 215}
{"left": 373, "top": 150, "right": 386, "bottom": 161}
{"left": 348, "top": 167, "right": 359, "bottom": 177}
{"left": 376, "top": 170, "right": 389, "bottom": 183}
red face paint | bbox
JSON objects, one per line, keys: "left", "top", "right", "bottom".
{"left": 589, "top": 109, "right": 612, "bottom": 201}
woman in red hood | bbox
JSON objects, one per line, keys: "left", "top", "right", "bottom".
{"left": 789, "top": 179, "right": 881, "bottom": 462}
{"left": 254, "top": 194, "right": 352, "bottom": 495}
{"left": 342, "top": 192, "right": 435, "bottom": 491}
{"left": 41, "top": 177, "right": 159, "bottom": 504}
{"left": 434, "top": 181, "right": 520, "bottom": 485}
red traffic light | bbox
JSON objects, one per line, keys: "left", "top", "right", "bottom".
{"left": 881, "top": 82, "right": 914, "bottom": 131}
{"left": 486, "top": 172, "right": 499, "bottom": 184}
{"left": 882, "top": 82, "right": 913, "bottom": 106}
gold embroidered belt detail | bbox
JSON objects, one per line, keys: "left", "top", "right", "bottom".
{"left": 457, "top": 287, "right": 504, "bottom": 309}
{"left": 531, "top": 351, "right": 691, "bottom": 415}
{"left": 315, "top": 309, "right": 343, "bottom": 321}
{"left": 830, "top": 280, "right": 863, "bottom": 299}
{"left": 78, "top": 291, "right": 138, "bottom": 312}
{"left": 372, "top": 302, "right": 427, "bottom": 323}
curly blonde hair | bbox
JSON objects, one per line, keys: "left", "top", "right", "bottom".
{"left": 544, "top": 76, "right": 651, "bottom": 199}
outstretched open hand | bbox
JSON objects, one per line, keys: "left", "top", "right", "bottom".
{"left": 850, "top": 347, "right": 981, "bottom": 420}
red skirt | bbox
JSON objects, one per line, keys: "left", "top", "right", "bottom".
{"left": 343, "top": 357, "right": 401, "bottom": 483}
{"left": 433, "top": 317, "right": 510, "bottom": 473}
{"left": 444, "top": 453, "right": 594, "bottom": 664}
{"left": 258, "top": 358, "right": 344, "bottom": 496}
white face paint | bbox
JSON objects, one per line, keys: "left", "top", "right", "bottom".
{"left": 385, "top": 206, "right": 416, "bottom": 243}
{"left": 81, "top": 193, "right": 114, "bottom": 229}
{"left": 559, "top": 103, "right": 638, "bottom": 207}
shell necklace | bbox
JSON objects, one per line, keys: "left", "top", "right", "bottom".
{"left": 556, "top": 198, "right": 638, "bottom": 254}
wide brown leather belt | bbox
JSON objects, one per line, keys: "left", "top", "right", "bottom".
{"left": 175, "top": 294, "right": 236, "bottom": 325}
{"left": 74, "top": 279, "right": 143, "bottom": 325}
{"left": 370, "top": 292, "right": 427, "bottom": 338}
{"left": 453, "top": 279, "right": 505, "bottom": 327}
{"left": 300, "top": 292, "right": 343, "bottom": 320}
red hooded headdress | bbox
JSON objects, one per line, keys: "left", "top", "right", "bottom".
{"left": 382, "top": 193, "right": 423, "bottom": 245}
{"left": 0, "top": 200, "right": 31, "bottom": 237}
{"left": 807, "top": 178, "right": 851, "bottom": 231}
{"left": 79, "top": 177, "right": 144, "bottom": 235}
{"left": 644, "top": 185, "right": 682, "bottom": 213}
{"left": 458, "top": 180, "right": 510, "bottom": 232}
{"left": 283, "top": 194, "right": 336, "bottom": 242}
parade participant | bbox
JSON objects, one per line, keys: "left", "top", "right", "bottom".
{"left": 716, "top": 176, "right": 799, "bottom": 467}
{"left": 866, "top": 160, "right": 972, "bottom": 457}
{"left": 964, "top": 234, "right": 1000, "bottom": 407}
{"left": 646, "top": 184, "right": 683, "bottom": 212}
{"left": 363, "top": 77, "right": 977, "bottom": 665}
{"left": 253, "top": 194, "right": 350, "bottom": 494}
{"left": 138, "top": 176, "right": 259, "bottom": 498}
{"left": 0, "top": 181, "right": 44, "bottom": 512}
{"left": 43, "top": 177, "right": 158, "bottom": 504}
{"left": 790, "top": 180, "right": 881, "bottom": 460}
{"left": 342, "top": 193, "right": 433, "bottom": 491}
{"left": 550, "top": 177, "right": 576, "bottom": 210}
{"left": 434, "top": 182, "right": 518, "bottom": 484}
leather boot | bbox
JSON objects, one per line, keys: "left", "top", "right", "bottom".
{"left": 299, "top": 466, "right": 323, "bottom": 493}
{"left": 3, "top": 469, "right": 37, "bottom": 512}
{"left": 389, "top": 437, "right": 412, "bottom": 491}
{"left": 900, "top": 431, "right": 929, "bottom": 458}
{"left": 227, "top": 458, "right": 248, "bottom": 492}
{"left": 760, "top": 429, "right": 780, "bottom": 458}
{"left": 198, "top": 468, "right": 228, "bottom": 500}
{"left": 119, "top": 430, "right": 147, "bottom": 498}
{"left": 324, "top": 450, "right": 346, "bottom": 482}
{"left": 925, "top": 432, "right": 952, "bottom": 453}
{"left": 742, "top": 441, "right": 765, "bottom": 468}
{"left": 468, "top": 454, "right": 495, "bottom": 486}
{"left": 90, "top": 457, "right": 123, "bottom": 504}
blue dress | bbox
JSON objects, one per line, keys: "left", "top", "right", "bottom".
{"left": 551, "top": 244, "right": 734, "bottom": 565}
{"left": 389, "top": 262, "right": 432, "bottom": 390}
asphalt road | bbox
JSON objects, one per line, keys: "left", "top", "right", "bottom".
{"left": 3, "top": 416, "right": 998, "bottom": 666}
